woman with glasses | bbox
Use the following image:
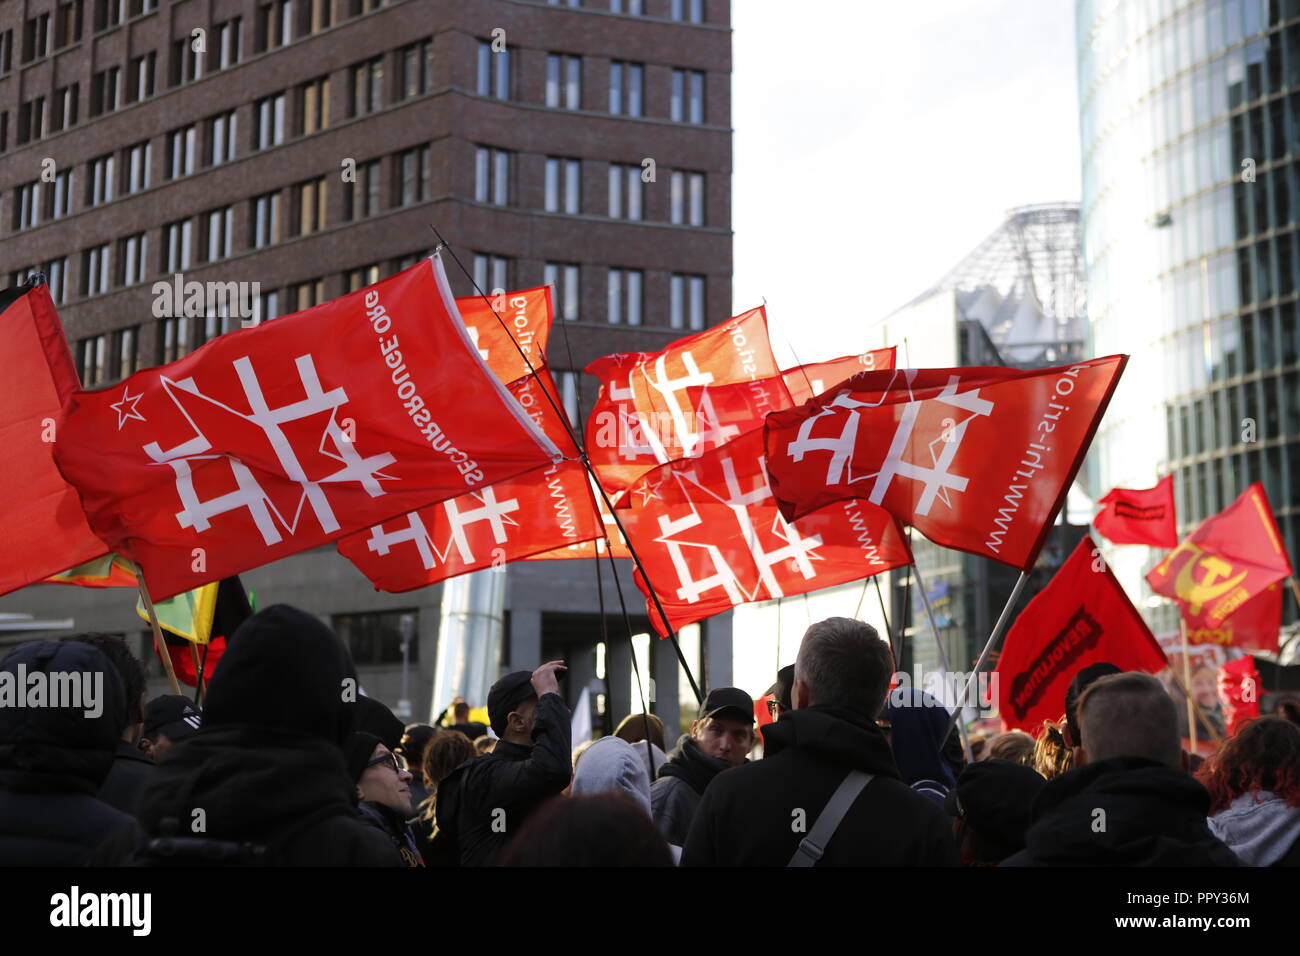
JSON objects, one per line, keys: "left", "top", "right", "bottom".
{"left": 346, "top": 732, "right": 425, "bottom": 867}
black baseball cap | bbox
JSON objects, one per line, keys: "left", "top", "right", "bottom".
{"left": 488, "top": 671, "right": 537, "bottom": 736}
{"left": 700, "top": 687, "right": 755, "bottom": 724}
{"left": 764, "top": 665, "right": 795, "bottom": 712}
{"left": 143, "top": 695, "right": 202, "bottom": 741}
{"left": 944, "top": 759, "right": 1046, "bottom": 851}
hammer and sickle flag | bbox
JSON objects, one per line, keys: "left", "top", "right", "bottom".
{"left": 1146, "top": 483, "right": 1293, "bottom": 631}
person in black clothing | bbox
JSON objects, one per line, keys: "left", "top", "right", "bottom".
{"left": 397, "top": 722, "right": 437, "bottom": 809}
{"left": 682, "top": 617, "right": 958, "bottom": 866}
{"left": 447, "top": 700, "right": 488, "bottom": 741}
{"left": 140, "top": 694, "right": 202, "bottom": 761}
{"left": 435, "top": 661, "right": 571, "bottom": 865}
{"left": 1002, "top": 672, "right": 1240, "bottom": 866}
{"left": 69, "top": 633, "right": 155, "bottom": 818}
{"left": 136, "top": 605, "right": 402, "bottom": 866}
{"left": 347, "top": 732, "right": 424, "bottom": 866}
{"left": 0, "top": 640, "right": 141, "bottom": 865}
{"left": 946, "top": 759, "right": 1046, "bottom": 866}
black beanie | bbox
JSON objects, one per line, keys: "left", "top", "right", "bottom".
{"left": 345, "top": 731, "right": 384, "bottom": 782}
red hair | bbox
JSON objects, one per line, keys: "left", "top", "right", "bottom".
{"left": 1197, "top": 716, "right": 1300, "bottom": 815}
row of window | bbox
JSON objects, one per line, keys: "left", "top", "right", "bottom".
{"left": 546, "top": 0, "right": 706, "bottom": 22}
{"left": 477, "top": 44, "right": 708, "bottom": 124}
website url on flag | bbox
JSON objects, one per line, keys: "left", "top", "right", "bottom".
{"left": 365, "top": 288, "right": 485, "bottom": 486}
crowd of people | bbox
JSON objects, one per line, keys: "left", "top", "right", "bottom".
{"left": 2, "top": 604, "right": 1299, "bottom": 866}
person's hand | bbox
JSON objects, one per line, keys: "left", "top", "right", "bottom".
{"left": 531, "top": 660, "right": 567, "bottom": 697}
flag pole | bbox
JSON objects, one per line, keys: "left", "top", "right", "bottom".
{"left": 1287, "top": 576, "right": 1300, "bottom": 616}
{"left": 1180, "top": 618, "right": 1198, "bottom": 754}
{"left": 911, "top": 561, "right": 973, "bottom": 763}
{"left": 873, "top": 576, "right": 896, "bottom": 658}
{"left": 132, "top": 562, "right": 181, "bottom": 696}
{"left": 943, "top": 569, "right": 1031, "bottom": 741}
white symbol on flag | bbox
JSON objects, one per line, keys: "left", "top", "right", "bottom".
{"left": 366, "top": 485, "right": 521, "bottom": 570}
{"left": 142, "top": 354, "right": 397, "bottom": 545}
{"left": 465, "top": 325, "right": 491, "bottom": 361}
{"left": 110, "top": 387, "right": 147, "bottom": 429}
{"left": 611, "top": 351, "right": 741, "bottom": 464}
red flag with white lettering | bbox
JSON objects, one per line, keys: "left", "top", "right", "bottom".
{"left": 783, "top": 348, "right": 898, "bottom": 406}
{"left": 456, "top": 285, "right": 553, "bottom": 384}
{"left": 618, "top": 429, "right": 912, "bottom": 637}
{"left": 764, "top": 357, "right": 1128, "bottom": 571}
{"left": 1146, "top": 482, "right": 1293, "bottom": 631}
{"left": 1093, "top": 475, "right": 1178, "bottom": 548}
{"left": 996, "top": 535, "right": 1168, "bottom": 732}
{"left": 54, "top": 257, "right": 561, "bottom": 600}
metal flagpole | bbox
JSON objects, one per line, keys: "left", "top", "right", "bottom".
{"left": 1180, "top": 617, "right": 1198, "bottom": 754}
{"left": 943, "top": 569, "right": 1031, "bottom": 741}
{"left": 910, "top": 561, "right": 973, "bottom": 763}
{"left": 873, "top": 576, "right": 896, "bottom": 658}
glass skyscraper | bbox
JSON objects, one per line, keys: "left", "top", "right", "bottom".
{"left": 1078, "top": 0, "right": 1300, "bottom": 630}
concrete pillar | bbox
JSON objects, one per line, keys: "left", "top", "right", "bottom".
{"left": 705, "top": 610, "right": 733, "bottom": 689}
{"left": 607, "top": 637, "right": 632, "bottom": 727}
{"left": 506, "top": 607, "right": 542, "bottom": 672}
{"left": 652, "top": 634, "right": 680, "bottom": 741}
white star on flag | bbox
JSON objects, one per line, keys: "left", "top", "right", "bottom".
{"left": 110, "top": 387, "right": 146, "bottom": 429}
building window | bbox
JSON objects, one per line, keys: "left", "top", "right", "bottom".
{"left": 396, "top": 145, "right": 431, "bottom": 205}
{"left": 215, "top": 17, "right": 243, "bottom": 69}
{"left": 294, "top": 178, "right": 327, "bottom": 236}
{"left": 346, "top": 160, "right": 381, "bottom": 219}
{"left": 158, "top": 316, "right": 189, "bottom": 363}
{"left": 298, "top": 0, "right": 332, "bottom": 36}
{"left": 170, "top": 36, "right": 202, "bottom": 86}
{"left": 257, "top": 0, "right": 293, "bottom": 52}
{"left": 123, "top": 141, "right": 150, "bottom": 195}
{"left": 252, "top": 290, "right": 281, "bottom": 324}
{"left": 87, "top": 154, "right": 115, "bottom": 207}
{"left": 119, "top": 233, "right": 147, "bottom": 285}
{"left": 82, "top": 244, "right": 111, "bottom": 297}
{"left": 609, "top": 61, "right": 643, "bottom": 116}
{"left": 44, "top": 258, "right": 69, "bottom": 305}
{"left": 351, "top": 57, "right": 383, "bottom": 117}
{"left": 166, "top": 125, "right": 196, "bottom": 179}
{"left": 89, "top": 66, "right": 121, "bottom": 117}
{"left": 292, "top": 278, "right": 325, "bottom": 310}
{"left": 671, "top": 0, "right": 704, "bottom": 23}
{"left": 299, "top": 76, "right": 330, "bottom": 134}
{"left": 476, "top": 40, "right": 509, "bottom": 99}
{"left": 203, "top": 207, "right": 234, "bottom": 261}
{"left": 474, "top": 147, "right": 510, "bottom": 205}
{"left": 162, "top": 219, "right": 193, "bottom": 272}
{"left": 546, "top": 54, "right": 582, "bottom": 109}
{"left": 544, "top": 157, "right": 581, "bottom": 214}
{"left": 48, "top": 169, "right": 74, "bottom": 220}
{"left": 54, "top": 3, "right": 85, "bottom": 49}
{"left": 15, "top": 181, "right": 41, "bottom": 230}
{"left": 548, "top": 0, "right": 583, "bottom": 6}
{"left": 250, "top": 191, "right": 281, "bottom": 248}
{"left": 53, "top": 83, "right": 79, "bottom": 132}
{"left": 557, "top": 369, "right": 580, "bottom": 423}
{"left": 671, "top": 273, "right": 705, "bottom": 330}
{"left": 608, "top": 163, "right": 643, "bottom": 219}
{"left": 399, "top": 39, "right": 433, "bottom": 99}
{"left": 544, "top": 262, "right": 580, "bottom": 321}
{"left": 127, "top": 52, "right": 156, "bottom": 103}
{"left": 333, "top": 609, "right": 419, "bottom": 665}
{"left": 254, "top": 93, "right": 286, "bottom": 150}
{"left": 671, "top": 69, "right": 705, "bottom": 123}
{"left": 346, "top": 264, "right": 382, "bottom": 292}
{"left": 93, "top": 0, "right": 124, "bottom": 32}
{"left": 473, "top": 254, "right": 510, "bottom": 293}
{"left": 610, "top": 0, "right": 644, "bottom": 13}
{"left": 127, "top": 0, "right": 158, "bottom": 16}
{"left": 207, "top": 110, "right": 237, "bottom": 166}
{"left": 78, "top": 334, "right": 109, "bottom": 386}
{"left": 114, "top": 326, "right": 138, "bottom": 379}
{"left": 19, "top": 96, "right": 48, "bottom": 144}
{"left": 22, "top": 13, "right": 51, "bottom": 63}
{"left": 607, "top": 268, "right": 643, "bottom": 325}
{"left": 671, "top": 170, "right": 705, "bottom": 226}
{"left": 0, "top": 30, "right": 13, "bottom": 73}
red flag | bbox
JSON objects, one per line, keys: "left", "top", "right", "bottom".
{"left": 0, "top": 284, "right": 108, "bottom": 597}
{"left": 1093, "top": 475, "right": 1177, "bottom": 547}
{"left": 619, "top": 430, "right": 912, "bottom": 637}
{"left": 584, "top": 307, "right": 787, "bottom": 497}
{"left": 764, "top": 356, "right": 1128, "bottom": 570}
{"left": 782, "top": 348, "right": 897, "bottom": 406}
{"left": 55, "top": 257, "right": 560, "bottom": 600}
{"left": 456, "top": 285, "right": 553, "bottom": 385}
{"left": 1146, "top": 483, "right": 1293, "bottom": 631}
{"left": 1217, "top": 656, "right": 1261, "bottom": 737}
{"left": 996, "top": 535, "right": 1168, "bottom": 732}
{"left": 1183, "top": 581, "right": 1282, "bottom": 653}
{"left": 524, "top": 477, "right": 633, "bottom": 561}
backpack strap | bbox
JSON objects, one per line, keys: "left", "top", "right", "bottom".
{"left": 788, "top": 770, "right": 873, "bottom": 867}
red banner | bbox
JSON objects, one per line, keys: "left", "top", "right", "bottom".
{"left": 1182, "top": 581, "right": 1282, "bottom": 653}
{"left": 55, "top": 257, "right": 560, "bottom": 600}
{"left": 996, "top": 535, "right": 1168, "bottom": 732}
{"left": 1093, "top": 474, "right": 1178, "bottom": 548}
{"left": 764, "top": 357, "right": 1127, "bottom": 570}
{"left": 618, "top": 430, "right": 912, "bottom": 637}
{"left": 783, "top": 348, "right": 897, "bottom": 406}
{"left": 456, "top": 285, "right": 553, "bottom": 386}
{"left": 1146, "top": 483, "right": 1293, "bottom": 631}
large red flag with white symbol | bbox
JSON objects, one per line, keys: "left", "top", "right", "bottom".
{"left": 54, "top": 257, "right": 561, "bottom": 600}
{"left": 764, "top": 357, "right": 1127, "bottom": 571}
{"left": 617, "top": 430, "right": 912, "bottom": 637}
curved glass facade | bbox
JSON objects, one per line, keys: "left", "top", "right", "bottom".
{"left": 1078, "top": 0, "right": 1300, "bottom": 630}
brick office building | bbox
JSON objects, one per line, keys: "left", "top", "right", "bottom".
{"left": 0, "top": 0, "right": 733, "bottom": 731}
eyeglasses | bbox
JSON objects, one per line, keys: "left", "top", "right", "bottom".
{"left": 364, "top": 752, "right": 408, "bottom": 774}
{"left": 766, "top": 699, "right": 784, "bottom": 718}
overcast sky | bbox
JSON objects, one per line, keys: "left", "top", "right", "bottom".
{"left": 732, "top": 0, "right": 1084, "bottom": 366}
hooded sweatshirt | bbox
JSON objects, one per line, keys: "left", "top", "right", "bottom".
{"left": 136, "top": 605, "right": 402, "bottom": 866}
{"left": 1209, "top": 791, "right": 1300, "bottom": 866}
{"left": 886, "top": 688, "right": 958, "bottom": 802}
{"left": 0, "top": 640, "right": 140, "bottom": 865}
{"left": 572, "top": 736, "right": 652, "bottom": 815}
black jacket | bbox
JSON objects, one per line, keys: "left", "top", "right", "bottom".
{"left": 1001, "top": 756, "right": 1241, "bottom": 867}
{"left": 0, "top": 640, "right": 141, "bottom": 865}
{"left": 651, "top": 735, "right": 730, "bottom": 846}
{"left": 436, "top": 692, "right": 571, "bottom": 865}
{"left": 358, "top": 801, "right": 425, "bottom": 866}
{"left": 681, "top": 705, "right": 959, "bottom": 866}
{"left": 98, "top": 739, "right": 155, "bottom": 818}
{"left": 135, "top": 605, "right": 402, "bottom": 866}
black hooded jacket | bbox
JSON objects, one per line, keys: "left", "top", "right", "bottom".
{"left": 435, "top": 692, "right": 571, "bottom": 866}
{"left": 98, "top": 740, "right": 155, "bottom": 818}
{"left": 681, "top": 705, "right": 959, "bottom": 866}
{"left": 0, "top": 640, "right": 141, "bottom": 865}
{"left": 1000, "top": 756, "right": 1241, "bottom": 867}
{"left": 136, "top": 605, "right": 402, "bottom": 866}
{"left": 650, "top": 734, "right": 730, "bottom": 846}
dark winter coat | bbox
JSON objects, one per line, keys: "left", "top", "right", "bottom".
{"left": 681, "top": 705, "right": 959, "bottom": 866}
{"left": 1001, "top": 756, "right": 1241, "bottom": 867}
{"left": 651, "top": 735, "right": 730, "bottom": 847}
{"left": 98, "top": 739, "right": 155, "bottom": 818}
{"left": 435, "top": 692, "right": 571, "bottom": 865}
{"left": 358, "top": 800, "right": 425, "bottom": 866}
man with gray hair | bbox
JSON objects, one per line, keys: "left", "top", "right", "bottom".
{"left": 1002, "top": 672, "right": 1239, "bottom": 866}
{"left": 681, "top": 617, "right": 957, "bottom": 866}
